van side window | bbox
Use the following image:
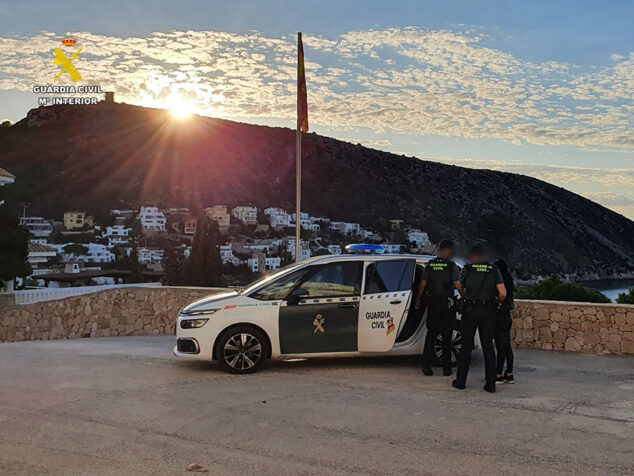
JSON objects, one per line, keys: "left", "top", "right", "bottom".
{"left": 296, "top": 262, "right": 363, "bottom": 298}
{"left": 364, "top": 260, "right": 415, "bottom": 294}
{"left": 249, "top": 269, "right": 307, "bottom": 301}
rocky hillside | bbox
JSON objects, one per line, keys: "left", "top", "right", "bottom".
{"left": 1, "top": 103, "right": 633, "bottom": 280}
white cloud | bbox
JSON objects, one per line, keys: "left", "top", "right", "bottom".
{"left": 426, "top": 156, "right": 634, "bottom": 219}
{"left": 581, "top": 192, "right": 634, "bottom": 219}
{"left": 0, "top": 27, "right": 632, "bottom": 151}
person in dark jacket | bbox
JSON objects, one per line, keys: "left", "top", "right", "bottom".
{"left": 453, "top": 243, "right": 506, "bottom": 393}
{"left": 493, "top": 259, "right": 515, "bottom": 384}
{"left": 415, "top": 239, "right": 463, "bottom": 376}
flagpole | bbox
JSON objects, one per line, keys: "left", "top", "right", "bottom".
{"left": 295, "top": 31, "right": 302, "bottom": 263}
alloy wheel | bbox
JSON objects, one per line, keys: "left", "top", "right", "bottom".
{"left": 434, "top": 329, "right": 463, "bottom": 364}
{"left": 223, "top": 333, "right": 263, "bottom": 371}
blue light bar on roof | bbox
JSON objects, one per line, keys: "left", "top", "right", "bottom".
{"left": 345, "top": 244, "right": 386, "bottom": 254}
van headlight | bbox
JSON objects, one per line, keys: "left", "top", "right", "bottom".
{"left": 180, "top": 318, "right": 210, "bottom": 329}
{"left": 180, "top": 308, "right": 219, "bottom": 317}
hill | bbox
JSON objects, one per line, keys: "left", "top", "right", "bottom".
{"left": 1, "top": 102, "right": 633, "bottom": 280}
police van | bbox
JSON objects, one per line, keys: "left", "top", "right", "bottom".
{"left": 174, "top": 245, "right": 464, "bottom": 373}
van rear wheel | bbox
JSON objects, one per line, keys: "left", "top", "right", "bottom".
{"left": 216, "top": 325, "right": 269, "bottom": 374}
{"left": 432, "top": 321, "right": 463, "bottom": 367}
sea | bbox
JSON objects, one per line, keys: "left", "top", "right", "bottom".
{"left": 582, "top": 279, "right": 634, "bottom": 302}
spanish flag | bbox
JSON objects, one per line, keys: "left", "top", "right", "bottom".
{"left": 298, "top": 32, "right": 309, "bottom": 133}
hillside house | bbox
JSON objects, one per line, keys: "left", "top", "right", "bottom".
{"left": 19, "top": 216, "right": 54, "bottom": 239}
{"left": 204, "top": 205, "right": 231, "bottom": 229}
{"left": 138, "top": 206, "right": 166, "bottom": 232}
{"left": 183, "top": 218, "right": 197, "bottom": 235}
{"left": 63, "top": 211, "right": 93, "bottom": 230}
{"left": 105, "top": 225, "right": 132, "bottom": 246}
{"left": 330, "top": 221, "right": 360, "bottom": 235}
{"left": 232, "top": 206, "right": 258, "bottom": 226}
{"left": 407, "top": 230, "right": 431, "bottom": 247}
{"left": 264, "top": 207, "right": 291, "bottom": 228}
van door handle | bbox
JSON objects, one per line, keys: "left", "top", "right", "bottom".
{"left": 389, "top": 300, "right": 402, "bottom": 305}
{"left": 338, "top": 303, "right": 357, "bottom": 309}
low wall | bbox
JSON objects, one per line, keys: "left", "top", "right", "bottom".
{"left": 0, "top": 287, "right": 223, "bottom": 343}
{"left": 1, "top": 290, "right": 633, "bottom": 356}
{"left": 511, "top": 300, "right": 634, "bottom": 355}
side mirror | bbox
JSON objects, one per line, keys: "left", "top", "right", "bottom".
{"left": 286, "top": 288, "right": 309, "bottom": 305}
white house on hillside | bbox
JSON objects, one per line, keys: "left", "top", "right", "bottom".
{"left": 330, "top": 221, "right": 360, "bottom": 234}
{"left": 286, "top": 237, "right": 311, "bottom": 261}
{"left": 220, "top": 243, "right": 243, "bottom": 266}
{"left": 105, "top": 225, "right": 132, "bottom": 246}
{"left": 53, "top": 243, "right": 115, "bottom": 263}
{"left": 264, "top": 207, "right": 291, "bottom": 228}
{"left": 232, "top": 206, "right": 258, "bottom": 225}
{"left": 0, "top": 167, "right": 15, "bottom": 202}
{"left": 19, "top": 216, "right": 54, "bottom": 239}
{"left": 327, "top": 244, "right": 342, "bottom": 255}
{"left": 247, "top": 253, "right": 281, "bottom": 273}
{"left": 382, "top": 244, "right": 405, "bottom": 253}
{"left": 138, "top": 206, "right": 166, "bottom": 232}
{"left": 407, "top": 230, "right": 431, "bottom": 247}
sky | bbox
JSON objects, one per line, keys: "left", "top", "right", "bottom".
{"left": 0, "top": 0, "right": 632, "bottom": 218}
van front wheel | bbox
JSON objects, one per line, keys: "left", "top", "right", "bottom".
{"left": 432, "top": 321, "right": 463, "bottom": 367}
{"left": 216, "top": 326, "right": 269, "bottom": 374}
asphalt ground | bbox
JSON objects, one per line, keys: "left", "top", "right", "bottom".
{"left": 0, "top": 337, "right": 632, "bottom": 475}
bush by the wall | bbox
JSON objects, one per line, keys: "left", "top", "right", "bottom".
{"left": 515, "top": 275, "right": 610, "bottom": 303}
{"left": 616, "top": 288, "right": 634, "bottom": 305}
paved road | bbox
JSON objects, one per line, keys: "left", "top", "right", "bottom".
{"left": 0, "top": 337, "right": 632, "bottom": 475}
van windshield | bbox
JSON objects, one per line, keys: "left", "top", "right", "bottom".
{"left": 240, "top": 262, "right": 305, "bottom": 295}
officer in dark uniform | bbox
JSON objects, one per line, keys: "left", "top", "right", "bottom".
{"left": 415, "top": 239, "right": 463, "bottom": 376}
{"left": 453, "top": 243, "right": 507, "bottom": 393}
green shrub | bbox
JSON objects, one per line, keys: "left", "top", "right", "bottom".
{"left": 515, "top": 275, "right": 610, "bottom": 303}
{"left": 616, "top": 288, "right": 634, "bottom": 304}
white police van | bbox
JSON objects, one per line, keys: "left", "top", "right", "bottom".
{"left": 174, "top": 245, "right": 464, "bottom": 373}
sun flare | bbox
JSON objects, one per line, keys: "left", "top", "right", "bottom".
{"left": 169, "top": 102, "right": 192, "bottom": 119}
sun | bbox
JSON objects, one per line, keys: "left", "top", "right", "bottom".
{"left": 170, "top": 102, "right": 192, "bottom": 119}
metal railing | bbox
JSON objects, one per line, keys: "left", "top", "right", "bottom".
{"left": 9, "top": 283, "right": 162, "bottom": 305}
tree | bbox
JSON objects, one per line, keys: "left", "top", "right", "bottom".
{"left": 616, "top": 288, "right": 634, "bottom": 305}
{"left": 279, "top": 246, "right": 294, "bottom": 267}
{"left": 163, "top": 245, "right": 186, "bottom": 286}
{"left": 63, "top": 243, "right": 89, "bottom": 257}
{"left": 129, "top": 221, "right": 143, "bottom": 283}
{"left": 186, "top": 215, "right": 223, "bottom": 287}
{"left": 0, "top": 207, "right": 32, "bottom": 288}
{"left": 515, "top": 275, "right": 610, "bottom": 304}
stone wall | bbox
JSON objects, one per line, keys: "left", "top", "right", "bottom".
{"left": 1, "top": 290, "right": 633, "bottom": 356}
{"left": 511, "top": 300, "right": 634, "bottom": 355}
{"left": 0, "top": 287, "right": 222, "bottom": 343}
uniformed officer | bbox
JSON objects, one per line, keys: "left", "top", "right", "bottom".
{"left": 415, "top": 239, "right": 463, "bottom": 376}
{"left": 452, "top": 243, "right": 507, "bottom": 393}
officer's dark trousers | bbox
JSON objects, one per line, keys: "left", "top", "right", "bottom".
{"left": 456, "top": 303, "right": 497, "bottom": 386}
{"left": 421, "top": 297, "right": 455, "bottom": 370}
{"left": 495, "top": 310, "right": 514, "bottom": 374}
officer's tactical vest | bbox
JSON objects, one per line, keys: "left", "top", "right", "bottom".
{"left": 463, "top": 262, "right": 499, "bottom": 301}
{"left": 425, "top": 258, "right": 455, "bottom": 297}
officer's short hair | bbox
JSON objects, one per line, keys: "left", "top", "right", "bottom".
{"left": 469, "top": 243, "right": 486, "bottom": 256}
{"left": 438, "top": 239, "right": 454, "bottom": 250}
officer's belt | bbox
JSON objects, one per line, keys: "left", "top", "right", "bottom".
{"left": 464, "top": 297, "right": 497, "bottom": 305}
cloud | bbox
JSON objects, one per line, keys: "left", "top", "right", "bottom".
{"left": 426, "top": 156, "right": 634, "bottom": 219}
{"left": 428, "top": 156, "right": 634, "bottom": 188}
{"left": 346, "top": 138, "right": 393, "bottom": 148}
{"left": 0, "top": 28, "right": 632, "bottom": 151}
{"left": 581, "top": 192, "right": 634, "bottom": 219}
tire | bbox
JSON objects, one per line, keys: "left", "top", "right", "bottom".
{"left": 432, "top": 320, "right": 463, "bottom": 367}
{"left": 215, "top": 325, "right": 270, "bottom": 374}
